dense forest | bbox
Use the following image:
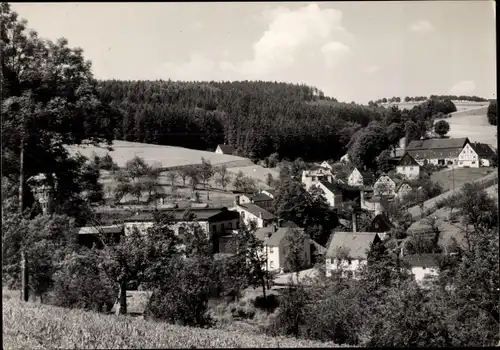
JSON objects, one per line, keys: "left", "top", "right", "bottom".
{"left": 97, "top": 80, "right": 458, "bottom": 163}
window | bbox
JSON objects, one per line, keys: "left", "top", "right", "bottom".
{"left": 269, "top": 247, "right": 274, "bottom": 254}
{"left": 236, "top": 221, "right": 240, "bottom": 229}
{"left": 212, "top": 225, "right": 217, "bottom": 233}
{"left": 270, "top": 261, "right": 275, "bottom": 269}
{"left": 178, "top": 226, "right": 185, "bottom": 239}
{"left": 228, "top": 222, "right": 232, "bottom": 229}
{"left": 220, "top": 223, "right": 224, "bottom": 231}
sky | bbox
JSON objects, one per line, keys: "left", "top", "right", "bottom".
{"left": 11, "top": 2, "right": 496, "bottom": 103}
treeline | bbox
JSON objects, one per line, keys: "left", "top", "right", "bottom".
{"left": 487, "top": 100, "right": 497, "bottom": 126}
{"left": 372, "top": 95, "right": 488, "bottom": 104}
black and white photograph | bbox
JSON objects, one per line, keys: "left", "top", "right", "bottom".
{"left": 2, "top": 1, "right": 498, "bottom": 348}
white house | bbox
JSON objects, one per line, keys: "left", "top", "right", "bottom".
{"left": 373, "top": 174, "right": 397, "bottom": 197}
{"left": 347, "top": 168, "right": 373, "bottom": 187}
{"left": 301, "top": 167, "right": 333, "bottom": 190}
{"left": 231, "top": 196, "right": 276, "bottom": 228}
{"left": 457, "top": 142, "right": 496, "bottom": 168}
{"left": 325, "top": 231, "right": 382, "bottom": 278}
{"left": 320, "top": 161, "right": 333, "bottom": 170}
{"left": 360, "top": 190, "right": 383, "bottom": 215}
{"left": 215, "top": 144, "right": 236, "bottom": 155}
{"left": 403, "top": 254, "right": 440, "bottom": 286}
{"left": 238, "top": 192, "right": 274, "bottom": 211}
{"left": 315, "top": 181, "right": 343, "bottom": 209}
{"left": 396, "top": 152, "right": 420, "bottom": 180}
{"left": 255, "top": 225, "right": 311, "bottom": 272}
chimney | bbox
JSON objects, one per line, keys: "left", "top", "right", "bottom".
{"left": 352, "top": 212, "right": 357, "bottom": 233}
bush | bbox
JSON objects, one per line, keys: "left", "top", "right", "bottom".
{"left": 51, "top": 249, "right": 116, "bottom": 312}
{"left": 254, "top": 294, "right": 280, "bottom": 313}
{"left": 100, "top": 154, "right": 115, "bottom": 171}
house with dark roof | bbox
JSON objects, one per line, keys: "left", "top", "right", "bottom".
{"left": 368, "top": 214, "right": 395, "bottom": 233}
{"left": 215, "top": 144, "right": 236, "bottom": 155}
{"left": 77, "top": 224, "right": 124, "bottom": 249}
{"left": 396, "top": 152, "right": 420, "bottom": 180}
{"left": 123, "top": 207, "right": 240, "bottom": 253}
{"left": 231, "top": 195, "right": 276, "bottom": 228}
{"left": 315, "top": 180, "right": 344, "bottom": 209}
{"left": 406, "top": 137, "right": 469, "bottom": 166}
{"left": 403, "top": 254, "right": 440, "bottom": 285}
{"left": 239, "top": 192, "right": 274, "bottom": 211}
{"left": 325, "top": 231, "right": 382, "bottom": 278}
{"left": 254, "top": 225, "right": 311, "bottom": 272}
{"left": 458, "top": 141, "right": 496, "bottom": 168}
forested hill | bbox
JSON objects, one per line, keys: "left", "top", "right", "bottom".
{"left": 98, "top": 80, "right": 390, "bottom": 161}
{"left": 97, "top": 80, "right": 453, "bottom": 162}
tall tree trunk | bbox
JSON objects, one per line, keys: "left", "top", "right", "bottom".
{"left": 117, "top": 280, "right": 127, "bottom": 315}
{"left": 18, "top": 136, "right": 24, "bottom": 214}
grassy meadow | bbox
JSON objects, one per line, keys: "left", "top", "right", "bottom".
{"left": 430, "top": 167, "right": 495, "bottom": 192}
{"left": 2, "top": 291, "right": 342, "bottom": 349}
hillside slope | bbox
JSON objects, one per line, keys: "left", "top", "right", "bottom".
{"left": 436, "top": 106, "right": 496, "bottom": 147}
{"left": 3, "top": 296, "right": 341, "bottom": 349}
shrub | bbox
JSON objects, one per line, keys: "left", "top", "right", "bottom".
{"left": 51, "top": 249, "right": 116, "bottom": 312}
{"left": 254, "top": 294, "right": 279, "bottom": 313}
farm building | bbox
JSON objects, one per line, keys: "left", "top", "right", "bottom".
{"left": 231, "top": 196, "right": 276, "bottom": 228}
{"left": 396, "top": 152, "right": 420, "bottom": 180}
{"left": 123, "top": 207, "right": 240, "bottom": 253}
{"left": 215, "top": 144, "right": 236, "bottom": 155}
{"left": 238, "top": 192, "right": 274, "bottom": 211}
{"left": 405, "top": 137, "right": 469, "bottom": 166}
{"left": 457, "top": 142, "right": 496, "bottom": 168}
{"left": 78, "top": 224, "right": 124, "bottom": 248}
{"left": 254, "top": 225, "right": 311, "bottom": 272}
{"left": 325, "top": 231, "right": 382, "bottom": 278}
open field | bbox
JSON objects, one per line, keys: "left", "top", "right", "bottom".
{"left": 435, "top": 106, "right": 496, "bottom": 147}
{"left": 430, "top": 167, "right": 495, "bottom": 192}
{"left": 66, "top": 141, "right": 279, "bottom": 188}
{"left": 3, "top": 294, "right": 341, "bottom": 349}
{"left": 408, "top": 171, "right": 498, "bottom": 220}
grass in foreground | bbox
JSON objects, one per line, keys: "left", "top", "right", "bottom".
{"left": 3, "top": 295, "right": 341, "bottom": 349}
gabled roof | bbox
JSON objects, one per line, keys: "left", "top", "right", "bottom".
{"left": 375, "top": 173, "right": 396, "bottom": 184}
{"left": 249, "top": 193, "right": 273, "bottom": 202}
{"left": 216, "top": 144, "right": 235, "bottom": 154}
{"left": 254, "top": 226, "right": 304, "bottom": 246}
{"left": 318, "top": 180, "right": 342, "bottom": 195}
{"left": 398, "top": 152, "right": 419, "bottom": 166}
{"left": 368, "top": 214, "right": 395, "bottom": 233}
{"left": 326, "top": 232, "right": 379, "bottom": 260}
{"left": 470, "top": 142, "right": 495, "bottom": 158}
{"left": 396, "top": 181, "right": 412, "bottom": 192}
{"left": 406, "top": 137, "right": 469, "bottom": 151}
{"left": 237, "top": 203, "right": 275, "bottom": 220}
{"left": 403, "top": 254, "right": 441, "bottom": 269}
{"left": 262, "top": 189, "right": 277, "bottom": 198}
{"left": 78, "top": 225, "right": 123, "bottom": 235}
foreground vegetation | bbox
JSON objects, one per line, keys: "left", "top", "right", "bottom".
{"left": 2, "top": 296, "right": 341, "bottom": 349}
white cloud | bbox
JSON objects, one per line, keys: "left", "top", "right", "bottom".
{"left": 409, "top": 20, "right": 435, "bottom": 33}
{"left": 157, "top": 4, "right": 352, "bottom": 80}
{"left": 363, "top": 65, "right": 381, "bottom": 74}
{"left": 449, "top": 80, "right": 477, "bottom": 95}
